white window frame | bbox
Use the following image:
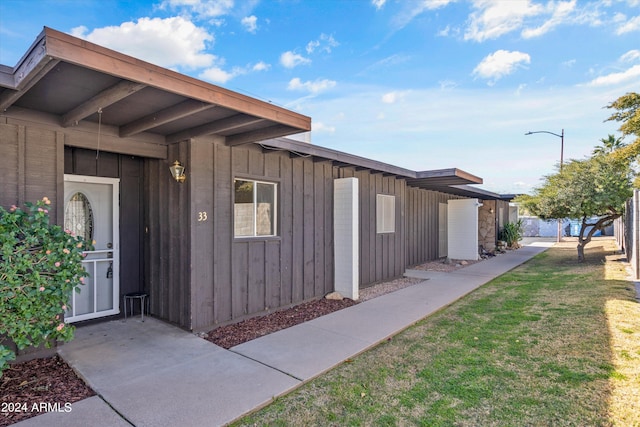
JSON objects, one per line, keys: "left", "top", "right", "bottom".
{"left": 234, "top": 178, "right": 278, "bottom": 238}
{"left": 376, "top": 194, "right": 395, "bottom": 234}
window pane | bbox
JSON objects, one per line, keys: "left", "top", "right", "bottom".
{"left": 64, "top": 192, "right": 94, "bottom": 241}
{"left": 234, "top": 180, "right": 255, "bottom": 237}
{"left": 256, "top": 182, "right": 275, "bottom": 236}
{"left": 377, "top": 194, "right": 395, "bottom": 233}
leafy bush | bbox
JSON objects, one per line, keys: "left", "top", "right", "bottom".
{"left": 500, "top": 219, "right": 524, "bottom": 248}
{"left": 0, "top": 198, "right": 92, "bottom": 373}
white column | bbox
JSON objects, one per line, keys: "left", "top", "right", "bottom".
{"left": 334, "top": 177, "right": 359, "bottom": 300}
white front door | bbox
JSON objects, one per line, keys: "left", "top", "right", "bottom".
{"left": 64, "top": 175, "right": 120, "bottom": 322}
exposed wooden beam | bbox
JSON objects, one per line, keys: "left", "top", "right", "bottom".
{"left": 44, "top": 28, "right": 311, "bottom": 132}
{"left": 226, "top": 125, "right": 300, "bottom": 147}
{"left": 168, "top": 114, "right": 265, "bottom": 143}
{"left": 0, "top": 59, "right": 60, "bottom": 112}
{"left": 119, "top": 99, "right": 216, "bottom": 137}
{"left": 61, "top": 80, "right": 146, "bottom": 127}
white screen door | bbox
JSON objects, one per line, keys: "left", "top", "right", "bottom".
{"left": 64, "top": 175, "right": 120, "bottom": 322}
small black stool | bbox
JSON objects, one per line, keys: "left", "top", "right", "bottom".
{"left": 123, "top": 292, "right": 148, "bottom": 321}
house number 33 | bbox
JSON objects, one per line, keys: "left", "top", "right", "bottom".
{"left": 198, "top": 212, "right": 208, "bottom": 222}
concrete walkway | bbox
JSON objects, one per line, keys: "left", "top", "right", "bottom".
{"left": 14, "top": 242, "right": 552, "bottom": 427}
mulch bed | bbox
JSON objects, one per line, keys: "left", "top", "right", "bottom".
{"left": 0, "top": 355, "right": 95, "bottom": 426}
{"left": 204, "top": 298, "right": 357, "bottom": 349}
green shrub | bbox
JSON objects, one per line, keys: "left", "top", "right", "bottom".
{"left": 0, "top": 198, "right": 92, "bottom": 374}
{"left": 500, "top": 219, "right": 524, "bottom": 248}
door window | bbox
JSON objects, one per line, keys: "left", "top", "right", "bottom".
{"left": 64, "top": 192, "right": 94, "bottom": 242}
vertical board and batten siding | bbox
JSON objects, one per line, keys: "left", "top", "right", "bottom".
{"left": 0, "top": 123, "right": 64, "bottom": 223}
{"left": 405, "top": 186, "right": 462, "bottom": 267}
{"left": 168, "top": 139, "right": 334, "bottom": 331}
{"left": 145, "top": 142, "right": 191, "bottom": 328}
{"left": 335, "top": 167, "right": 406, "bottom": 287}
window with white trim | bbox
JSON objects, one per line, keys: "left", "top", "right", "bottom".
{"left": 234, "top": 179, "right": 277, "bottom": 237}
{"left": 376, "top": 194, "right": 395, "bottom": 233}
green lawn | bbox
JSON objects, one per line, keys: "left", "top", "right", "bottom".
{"left": 234, "top": 239, "right": 640, "bottom": 426}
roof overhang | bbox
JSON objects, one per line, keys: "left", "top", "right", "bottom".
{"left": 0, "top": 27, "right": 310, "bottom": 147}
{"left": 260, "top": 138, "right": 498, "bottom": 197}
{"left": 406, "top": 168, "right": 483, "bottom": 189}
{"left": 436, "top": 185, "right": 513, "bottom": 200}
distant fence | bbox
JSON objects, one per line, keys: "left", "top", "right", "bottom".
{"left": 616, "top": 189, "right": 640, "bottom": 280}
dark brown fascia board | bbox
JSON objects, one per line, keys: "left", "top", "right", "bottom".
{"left": 39, "top": 27, "right": 311, "bottom": 132}
{"left": 259, "top": 137, "right": 416, "bottom": 178}
{"left": 226, "top": 124, "right": 300, "bottom": 147}
{"left": 414, "top": 168, "right": 483, "bottom": 184}
{"left": 447, "top": 185, "right": 504, "bottom": 200}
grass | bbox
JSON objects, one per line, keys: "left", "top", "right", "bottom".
{"left": 234, "top": 239, "right": 639, "bottom": 427}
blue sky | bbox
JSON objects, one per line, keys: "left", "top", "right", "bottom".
{"left": 1, "top": 0, "right": 639, "bottom": 194}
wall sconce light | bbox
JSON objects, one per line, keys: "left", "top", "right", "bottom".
{"left": 169, "top": 160, "right": 186, "bottom": 183}
{"left": 489, "top": 208, "right": 494, "bottom": 214}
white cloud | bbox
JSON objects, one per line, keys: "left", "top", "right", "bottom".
{"left": 371, "top": 0, "right": 386, "bottom": 10}
{"left": 306, "top": 34, "right": 339, "bottom": 54}
{"left": 287, "top": 77, "right": 336, "bottom": 94}
{"left": 586, "top": 64, "right": 640, "bottom": 86}
{"left": 616, "top": 14, "right": 640, "bottom": 34}
{"left": 159, "top": 0, "right": 234, "bottom": 22}
{"left": 312, "top": 121, "right": 336, "bottom": 133}
{"left": 521, "top": 0, "right": 576, "bottom": 39}
{"left": 241, "top": 15, "right": 258, "bottom": 33}
{"left": 621, "top": 49, "right": 640, "bottom": 62}
{"left": 381, "top": 91, "right": 408, "bottom": 104}
{"left": 472, "top": 50, "right": 531, "bottom": 84}
{"left": 70, "top": 17, "right": 215, "bottom": 70}
{"left": 439, "top": 80, "right": 458, "bottom": 90}
{"left": 465, "top": 0, "right": 543, "bottom": 42}
{"left": 199, "top": 66, "right": 236, "bottom": 84}
{"left": 391, "top": 0, "right": 455, "bottom": 30}
{"left": 252, "top": 61, "right": 270, "bottom": 71}
{"left": 280, "top": 51, "right": 311, "bottom": 68}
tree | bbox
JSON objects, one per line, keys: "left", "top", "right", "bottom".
{"left": 592, "top": 134, "right": 625, "bottom": 156}
{"left": 0, "top": 198, "right": 91, "bottom": 373}
{"left": 517, "top": 153, "right": 633, "bottom": 261}
{"left": 606, "top": 92, "right": 640, "bottom": 137}
{"left": 606, "top": 92, "right": 640, "bottom": 167}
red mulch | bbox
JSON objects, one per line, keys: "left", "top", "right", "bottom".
{"left": 205, "top": 298, "right": 357, "bottom": 349}
{"left": 0, "top": 355, "right": 95, "bottom": 426}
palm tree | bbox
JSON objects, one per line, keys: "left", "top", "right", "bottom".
{"left": 592, "top": 134, "right": 625, "bottom": 156}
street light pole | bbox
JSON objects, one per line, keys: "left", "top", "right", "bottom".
{"left": 525, "top": 129, "right": 565, "bottom": 242}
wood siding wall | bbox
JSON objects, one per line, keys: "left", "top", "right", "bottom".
{"left": 0, "top": 122, "right": 64, "bottom": 222}
{"left": 144, "top": 142, "right": 191, "bottom": 328}
{"left": 405, "top": 187, "right": 461, "bottom": 267}
{"left": 145, "top": 139, "right": 335, "bottom": 331}
{"left": 335, "top": 167, "right": 406, "bottom": 287}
